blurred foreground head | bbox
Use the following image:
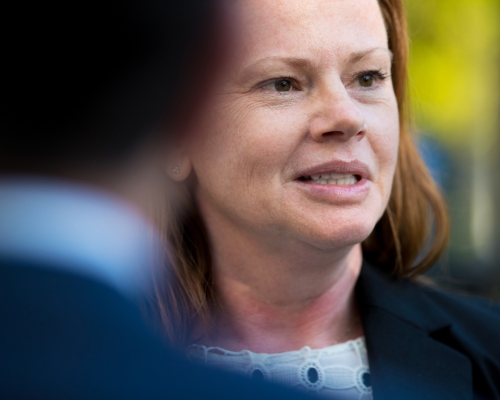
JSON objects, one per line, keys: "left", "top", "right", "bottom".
{"left": 0, "top": 0, "right": 229, "bottom": 177}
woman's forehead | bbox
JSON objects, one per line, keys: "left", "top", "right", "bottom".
{"left": 233, "top": 0, "right": 388, "bottom": 64}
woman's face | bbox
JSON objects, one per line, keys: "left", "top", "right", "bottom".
{"left": 187, "top": 0, "right": 399, "bottom": 249}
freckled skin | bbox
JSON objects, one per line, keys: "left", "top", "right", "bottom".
{"left": 184, "top": 0, "right": 400, "bottom": 352}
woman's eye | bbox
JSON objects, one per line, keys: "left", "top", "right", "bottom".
{"left": 355, "top": 70, "right": 388, "bottom": 88}
{"left": 274, "top": 79, "right": 293, "bottom": 92}
{"left": 260, "top": 78, "right": 295, "bottom": 92}
{"left": 358, "top": 74, "right": 375, "bottom": 87}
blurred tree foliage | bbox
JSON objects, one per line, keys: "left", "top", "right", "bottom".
{"left": 406, "top": 0, "right": 500, "bottom": 147}
{"left": 406, "top": 0, "right": 500, "bottom": 296}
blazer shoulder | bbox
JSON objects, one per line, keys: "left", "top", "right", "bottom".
{"left": 358, "top": 262, "right": 500, "bottom": 337}
{"left": 418, "top": 282, "right": 500, "bottom": 333}
{"left": 358, "top": 264, "right": 500, "bottom": 399}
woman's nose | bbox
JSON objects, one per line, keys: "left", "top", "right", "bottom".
{"left": 308, "top": 83, "right": 366, "bottom": 142}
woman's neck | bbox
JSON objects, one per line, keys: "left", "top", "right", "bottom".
{"left": 201, "top": 217, "right": 364, "bottom": 353}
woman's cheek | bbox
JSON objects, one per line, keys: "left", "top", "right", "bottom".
{"left": 366, "top": 99, "right": 399, "bottom": 152}
{"left": 371, "top": 116, "right": 399, "bottom": 202}
{"left": 190, "top": 101, "right": 276, "bottom": 197}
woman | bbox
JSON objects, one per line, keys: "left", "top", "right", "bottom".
{"left": 153, "top": 0, "right": 500, "bottom": 398}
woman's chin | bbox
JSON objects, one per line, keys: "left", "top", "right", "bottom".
{"left": 313, "top": 234, "right": 370, "bottom": 251}
{"left": 281, "top": 206, "right": 380, "bottom": 246}
{"left": 294, "top": 222, "right": 377, "bottom": 252}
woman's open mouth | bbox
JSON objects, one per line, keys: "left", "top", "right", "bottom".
{"left": 293, "top": 161, "right": 371, "bottom": 201}
{"left": 298, "top": 173, "right": 362, "bottom": 186}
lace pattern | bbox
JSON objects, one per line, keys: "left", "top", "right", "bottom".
{"left": 188, "top": 337, "right": 372, "bottom": 399}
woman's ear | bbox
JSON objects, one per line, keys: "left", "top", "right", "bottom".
{"left": 166, "top": 147, "right": 193, "bottom": 182}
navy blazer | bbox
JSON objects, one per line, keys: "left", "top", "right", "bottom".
{"left": 357, "top": 263, "right": 500, "bottom": 399}
{"left": 0, "top": 259, "right": 312, "bottom": 400}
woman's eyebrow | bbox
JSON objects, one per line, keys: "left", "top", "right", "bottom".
{"left": 349, "top": 47, "right": 393, "bottom": 63}
{"left": 246, "top": 57, "right": 314, "bottom": 70}
{"left": 245, "top": 50, "right": 392, "bottom": 71}
{"left": 239, "top": 49, "right": 392, "bottom": 83}
{"left": 239, "top": 57, "right": 314, "bottom": 81}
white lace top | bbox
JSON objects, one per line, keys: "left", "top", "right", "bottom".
{"left": 188, "top": 337, "right": 372, "bottom": 399}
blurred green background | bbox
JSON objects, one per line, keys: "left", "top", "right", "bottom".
{"left": 406, "top": 0, "right": 500, "bottom": 297}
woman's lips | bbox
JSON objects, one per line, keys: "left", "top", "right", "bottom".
{"left": 296, "top": 160, "right": 371, "bottom": 181}
{"left": 295, "top": 177, "right": 370, "bottom": 203}
{"left": 293, "top": 160, "right": 371, "bottom": 202}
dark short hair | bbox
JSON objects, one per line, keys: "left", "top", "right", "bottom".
{"left": 0, "top": 0, "right": 221, "bottom": 170}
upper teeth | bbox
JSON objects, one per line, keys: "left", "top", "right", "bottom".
{"left": 309, "top": 173, "right": 357, "bottom": 185}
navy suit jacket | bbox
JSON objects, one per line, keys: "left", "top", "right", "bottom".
{"left": 357, "top": 263, "right": 500, "bottom": 399}
{"left": 0, "top": 259, "right": 312, "bottom": 400}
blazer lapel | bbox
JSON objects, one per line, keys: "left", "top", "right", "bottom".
{"left": 356, "top": 263, "right": 472, "bottom": 400}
